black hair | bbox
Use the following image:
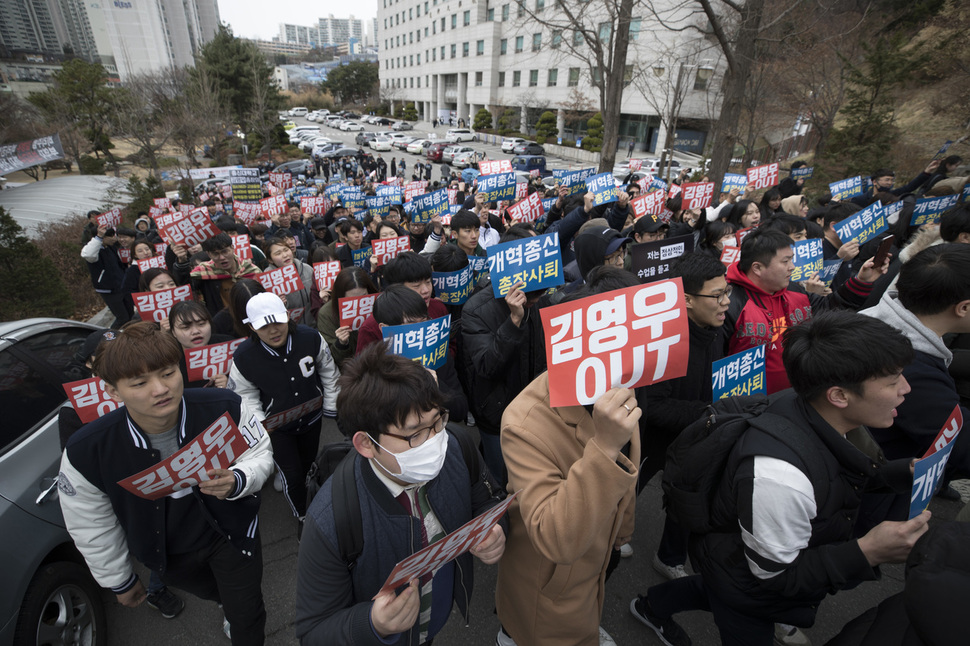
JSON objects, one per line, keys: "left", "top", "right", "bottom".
{"left": 201, "top": 232, "right": 232, "bottom": 253}
{"left": 430, "top": 243, "right": 469, "bottom": 272}
{"left": 373, "top": 284, "right": 429, "bottom": 325}
{"left": 762, "top": 213, "right": 807, "bottom": 237}
{"left": 377, "top": 222, "right": 406, "bottom": 238}
{"left": 451, "top": 210, "right": 480, "bottom": 231}
{"left": 943, "top": 155, "right": 962, "bottom": 167}
{"left": 169, "top": 300, "right": 211, "bottom": 330}
{"left": 783, "top": 310, "right": 913, "bottom": 402}
{"left": 383, "top": 251, "right": 432, "bottom": 285}
{"left": 116, "top": 227, "right": 136, "bottom": 238}
{"left": 330, "top": 266, "right": 378, "bottom": 317}
{"left": 260, "top": 236, "right": 287, "bottom": 256}
{"left": 872, "top": 168, "right": 895, "bottom": 180}
{"left": 227, "top": 278, "right": 266, "bottom": 339}
{"left": 897, "top": 244, "right": 970, "bottom": 316}
{"left": 499, "top": 226, "right": 534, "bottom": 244}
{"left": 726, "top": 200, "right": 758, "bottom": 228}
{"left": 699, "top": 220, "right": 737, "bottom": 250}
{"left": 821, "top": 202, "right": 862, "bottom": 229}
{"left": 138, "top": 267, "right": 175, "bottom": 292}
{"left": 940, "top": 204, "right": 970, "bottom": 243}
{"left": 310, "top": 244, "right": 339, "bottom": 264}
{"left": 338, "top": 219, "right": 364, "bottom": 235}
{"left": 672, "top": 251, "right": 727, "bottom": 294}
{"left": 759, "top": 188, "right": 782, "bottom": 211}
{"left": 738, "top": 227, "right": 794, "bottom": 273}
{"left": 790, "top": 160, "right": 807, "bottom": 170}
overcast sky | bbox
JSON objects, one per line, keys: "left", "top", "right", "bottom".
{"left": 218, "top": 0, "right": 377, "bottom": 40}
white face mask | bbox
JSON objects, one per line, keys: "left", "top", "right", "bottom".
{"left": 371, "top": 429, "right": 448, "bottom": 485}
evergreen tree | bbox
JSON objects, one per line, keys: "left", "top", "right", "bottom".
{"left": 473, "top": 108, "right": 494, "bottom": 131}
{"left": 0, "top": 207, "right": 74, "bottom": 320}
{"left": 497, "top": 108, "right": 520, "bottom": 136}
{"left": 401, "top": 103, "right": 419, "bottom": 121}
{"left": 582, "top": 113, "right": 604, "bottom": 151}
{"left": 535, "top": 111, "right": 558, "bottom": 144}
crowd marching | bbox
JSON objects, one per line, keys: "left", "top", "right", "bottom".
{"left": 56, "top": 143, "right": 970, "bottom": 646}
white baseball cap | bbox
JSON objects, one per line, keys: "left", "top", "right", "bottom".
{"left": 242, "top": 292, "right": 288, "bottom": 330}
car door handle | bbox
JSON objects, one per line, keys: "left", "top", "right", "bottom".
{"left": 36, "top": 478, "right": 58, "bottom": 505}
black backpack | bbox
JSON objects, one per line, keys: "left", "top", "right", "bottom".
{"left": 661, "top": 395, "right": 827, "bottom": 535}
{"left": 304, "top": 423, "right": 500, "bottom": 568}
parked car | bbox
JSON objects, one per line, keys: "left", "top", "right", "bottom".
{"left": 312, "top": 142, "right": 341, "bottom": 156}
{"left": 342, "top": 112, "right": 361, "bottom": 120}
{"left": 369, "top": 137, "right": 393, "bottom": 152}
{"left": 393, "top": 137, "right": 417, "bottom": 151}
{"left": 453, "top": 150, "right": 486, "bottom": 169}
{"left": 278, "top": 111, "right": 290, "bottom": 121}
{"left": 443, "top": 145, "right": 474, "bottom": 163}
{"left": 288, "top": 107, "right": 308, "bottom": 117}
{"left": 501, "top": 137, "right": 527, "bottom": 153}
{"left": 340, "top": 121, "right": 365, "bottom": 132}
{"left": 194, "top": 177, "right": 228, "bottom": 193}
{"left": 356, "top": 132, "right": 377, "bottom": 146}
{"left": 392, "top": 121, "right": 414, "bottom": 131}
{"left": 282, "top": 120, "right": 296, "bottom": 131}
{"left": 512, "top": 142, "right": 545, "bottom": 156}
{"left": 0, "top": 318, "right": 106, "bottom": 646}
{"left": 445, "top": 128, "right": 475, "bottom": 142}
{"left": 320, "top": 147, "right": 363, "bottom": 158}
{"left": 273, "top": 159, "right": 313, "bottom": 175}
{"left": 426, "top": 142, "right": 451, "bottom": 162}
{"left": 407, "top": 139, "right": 435, "bottom": 155}
{"left": 510, "top": 155, "right": 550, "bottom": 177}
{"left": 371, "top": 117, "right": 394, "bottom": 126}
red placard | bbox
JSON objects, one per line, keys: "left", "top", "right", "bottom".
{"left": 157, "top": 209, "right": 219, "bottom": 247}
{"left": 269, "top": 172, "right": 294, "bottom": 190}
{"left": 154, "top": 243, "right": 168, "bottom": 256}
{"left": 631, "top": 190, "right": 665, "bottom": 219}
{"left": 637, "top": 174, "right": 655, "bottom": 194}
{"left": 628, "top": 159, "right": 643, "bottom": 171}
{"left": 230, "top": 234, "right": 252, "bottom": 260}
{"left": 179, "top": 203, "right": 193, "bottom": 215}
{"left": 377, "top": 492, "right": 517, "bottom": 596}
{"left": 746, "top": 163, "right": 780, "bottom": 191}
{"left": 262, "top": 395, "right": 323, "bottom": 431}
{"left": 199, "top": 191, "right": 210, "bottom": 202}
{"left": 719, "top": 245, "right": 741, "bottom": 267}
{"left": 478, "top": 159, "right": 513, "bottom": 175}
{"left": 530, "top": 168, "right": 540, "bottom": 178}
{"left": 184, "top": 338, "right": 245, "bottom": 382}
{"left": 63, "top": 377, "right": 121, "bottom": 423}
{"left": 668, "top": 183, "right": 682, "bottom": 199}
{"left": 923, "top": 405, "right": 963, "bottom": 458}
{"left": 257, "top": 264, "right": 304, "bottom": 296}
{"left": 288, "top": 307, "right": 305, "bottom": 322}
{"left": 118, "top": 247, "right": 131, "bottom": 264}
{"left": 735, "top": 227, "right": 754, "bottom": 246}
{"left": 404, "top": 180, "right": 428, "bottom": 202}
{"left": 506, "top": 192, "right": 544, "bottom": 223}
{"left": 96, "top": 207, "right": 123, "bottom": 229}
{"left": 220, "top": 184, "right": 233, "bottom": 200}
{"left": 338, "top": 293, "right": 378, "bottom": 330}
{"left": 371, "top": 236, "right": 411, "bottom": 267}
{"left": 135, "top": 255, "right": 168, "bottom": 272}
{"left": 153, "top": 197, "right": 171, "bottom": 209}
{"left": 514, "top": 181, "right": 528, "bottom": 200}
{"left": 132, "top": 284, "right": 193, "bottom": 322}
{"left": 447, "top": 188, "right": 458, "bottom": 205}
{"left": 301, "top": 195, "right": 329, "bottom": 215}
{"left": 117, "top": 412, "right": 263, "bottom": 500}
{"left": 233, "top": 201, "right": 263, "bottom": 225}
{"left": 260, "top": 195, "right": 287, "bottom": 218}
{"left": 681, "top": 182, "right": 715, "bottom": 210}
{"left": 313, "top": 260, "right": 342, "bottom": 291}
{"left": 540, "top": 280, "right": 689, "bottom": 407}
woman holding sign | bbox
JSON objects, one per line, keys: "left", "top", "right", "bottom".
{"left": 168, "top": 300, "right": 234, "bottom": 389}
{"left": 317, "top": 267, "right": 378, "bottom": 368}
{"left": 263, "top": 237, "right": 316, "bottom": 328}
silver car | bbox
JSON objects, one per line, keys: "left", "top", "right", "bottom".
{"left": 0, "top": 318, "right": 105, "bottom": 646}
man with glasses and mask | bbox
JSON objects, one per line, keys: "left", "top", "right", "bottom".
{"left": 295, "top": 343, "right": 507, "bottom": 646}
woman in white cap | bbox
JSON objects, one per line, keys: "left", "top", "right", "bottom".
{"left": 228, "top": 292, "right": 341, "bottom": 535}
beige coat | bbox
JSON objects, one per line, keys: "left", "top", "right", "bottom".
{"left": 496, "top": 373, "right": 640, "bottom": 646}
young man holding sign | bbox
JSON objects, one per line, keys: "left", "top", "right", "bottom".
{"left": 58, "top": 322, "right": 273, "bottom": 645}
{"left": 295, "top": 344, "right": 507, "bottom": 646}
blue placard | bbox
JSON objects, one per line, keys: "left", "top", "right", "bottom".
{"left": 721, "top": 173, "right": 748, "bottom": 193}
{"left": 553, "top": 168, "right": 596, "bottom": 196}
{"left": 542, "top": 197, "right": 557, "bottom": 213}
{"left": 365, "top": 195, "right": 393, "bottom": 219}
{"left": 467, "top": 255, "right": 488, "bottom": 273}
{"left": 376, "top": 185, "right": 403, "bottom": 204}
{"left": 910, "top": 194, "right": 960, "bottom": 227}
{"left": 487, "top": 231, "right": 564, "bottom": 297}
{"left": 712, "top": 345, "right": 767, "bottom": 400}
{"left": 834, "top": 201, "right": 887, "bottom": 246}
{"left": 791, "top": 166, "right": 814, "bottom": 179}
{"left": 324, "top": 183, "right": 344, "bottom": 199}
{"left": 932, "top": 140, "right": 953, "bottom": 161}
{"left": 818, "top": 259, "right": 843, "bottom": 286}
{"left": 339, "top": 186, "right": 366, "bottom": 211}
{"left": 411, "top": 188, "right": 449, "bottom": 224}
{"left": 909, "top": 441, "right": 957, "bottom": 519}
{"left": 351, "top": 246, "right": 372, "bottom": 268}
{"left": 477, "top": 172, "right": 517, "bottom": 202}
{"left": 829, "top": 176, "right": 867, "bottom": 201}
{"left": 790, "top": 238, "right": 824, "bottom": 282}
{"left": 963, "top": 183, "right": 970, "bottom": 204}
{"left": 432, "top": 266, "right": 475, "bottom": 305}
{"left": 381, "top": 315, "right": 451, "bottom": 370}
{"left": 586, "top": 172, "right": 619, "bottom": 206}
{"left": 648, "top": 178, "right": 668, "bottom": 193}
{"left": 883, "top": 200, "right": 906, "bottom": 223}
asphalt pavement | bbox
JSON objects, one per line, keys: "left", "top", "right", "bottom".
{"left": 103, "top": 415, "right": 969, "bottom": 646}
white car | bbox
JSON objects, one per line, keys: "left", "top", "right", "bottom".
{"left": 501, "top": 137, "right": 527, "bottom": 153}
{"left": 341, "top": 121, "right": 365, "bottom": 131}
{"left": 452, "top": 150, "right": 485, "bottom": 169}
{"left": 370, "top": 137, "right": 393, "bottom": 152}
{"left": 445, "top": 128, "right": 475, "bottom": 143}
{"left": 301, "top": 136, "right": 335, "bottom": 152}
{"left": 407, "top": 139, "right": 434, "bottom": 154}
{"left": 289, "top": 107, "right": 308, "bottom": 117}
{"left": 443, "top": 145, "right": 474, "bottom": 163}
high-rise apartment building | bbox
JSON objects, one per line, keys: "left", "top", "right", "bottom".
{"left": 278, "top": 15, "right": 365, "bottom": 49}
{"left": 0, "top": 0, "right": 63, "bottom": 56}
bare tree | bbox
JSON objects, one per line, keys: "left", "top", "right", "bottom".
{"left": 112, "top": 70, "right": 182, "bottom": 178}
{"left": 248, "top": 57, "right": 282, "bottom": 162}
{"left": 188, "top": 65, "right": 231, "bottom": 165}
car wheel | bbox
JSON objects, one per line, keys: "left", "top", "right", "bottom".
{"left": 13, "top": 562, "right": 107, "bottom": 646}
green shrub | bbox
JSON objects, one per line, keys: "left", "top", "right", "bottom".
{"left": 79, "top": 155, "right": 106, "bottom": 175}
{"left": 473, "top": 108, "right": 494, "bottom": 131}
{"left": 582, "top": 113, "right": 603, "bottom": 151}
{"left": 0, "top": 207, "right": 75, "bottom": 320}
{"left": 535, "top": 111, "right": 558, "bottom": 145}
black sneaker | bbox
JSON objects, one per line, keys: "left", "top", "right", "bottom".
{"left": 630, "top": 596, "right": 691, "bottom": 646}
{"left": 146, "top": 587, "right": 184, "bottom": 619}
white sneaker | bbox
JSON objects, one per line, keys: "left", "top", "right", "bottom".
{"left": 599, "top": 626, "right": 617, "bottom": 646}
{"left": 652, "top": 553, "right": 688, "bottom": 580}
{"left": 495, "top": 627, "right": 517, "bottom": 646}
{"left": 274, "top": 471, "right": 283, "bottom": 492}
{"left": 774, "top": 624, "right": 811, "bottom": 646}
{"left": 619, "top": 543, "right": 634, "bottom": 558}
{"left": 222, "top": 616, "right": 231, "bottom": 640}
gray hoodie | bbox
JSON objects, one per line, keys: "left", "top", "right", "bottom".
{"left": 861, "top": 288, "right": 952, "bottom": 366}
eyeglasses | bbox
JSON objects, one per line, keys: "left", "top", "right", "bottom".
{"left": 688, "top": 284, "right": 733, "bottom": 303}
{"left": 375, "top": 410, "right": 449, "bottom": 448}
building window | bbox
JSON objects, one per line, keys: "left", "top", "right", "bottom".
{"left": 463, "top": 10, "right": 470, "bottom": 25}
{"left": 551, "top": 30, "right": 562, "bottom": 48}
{"left": 487, "top": 7, "right": 494, "bottom": 20}
{"left": 433, "top": 22, "right": 436, "bottom": 34}
{"left": 568, "top": 67, "right": 580, "bottom": 86}
{"left": 694, "top": 67, "right": 714, "bottom": 91}
{"left": 532, "top": 33, "right": 541, "bottom": 51}
{"left": 462, "top": 42, "right": 469, "bottom": 57}
{"left": 573, "top": 30, "right": 583, "bottom": 47}
{"left": 409, "top": 8, "right": 413, "bottom": 18}
{"left": 441, "top": 45, "right": 445, "bottom": 58}
{"left": 477, "top": 40, "right": 485, "bottom": 55}
{"left": 515, "top": 36, "right": 523, "bottom": 53}
{"left": 598, "top": 22, "right": 611, "bottom": 41}
{"left": 629, "top": 17, "right": 641, "bottom": 41}
{"left": 410, "top": 55, "right": 413, "bottom": 65}
{"left": 432, "top": 48, "right": 436, "bottom": 61}
{"left": 441, "top": 17, "right": 445, "bottom": 31}
{"left": 529, "top": 69, "right": 538, "bottom": 86}
{"left": 536, "top": 0, "right": 545, "bottom": 11}
{"left": 425, "top": 1, "right": 429, "bottom": 11}
{"left": 475, "top": 71, "right": 483, "bottom": 86}
{"left": 547, "top": 68, "right": 558, "bottom": 86}
{"left": 451, "top": 14, "right": 457, "bottom": 28}
{"left": 512, "top": 71, "right": 521, "bottom": 87}
{"left": 451, "top": 43, "right": 457, "bottom": 58}
{"left": 416, "top": 5, "right": 420, "bottom": 16}
{"left": 500, "top": 38, "right": 507, "bottom": 54}
{"left": 425, "top": 27, "right": 429, "bottom": 36}
{"left": 517, "top": 0, "right": 524, "bottom": 17}
{"left": 417, "top": 53, "right": 421, "bottom": 64}
{"left": 417, "top": 77, "right": 421, "bottom": 87}
{"left": 498, "top": 71, "right": 505, "bottom": 86}
{"left": 592, "top": 66, "right": 602, "bottom": 83}
{"left": 501, "top": 3, "right": 509, "bottom": 20}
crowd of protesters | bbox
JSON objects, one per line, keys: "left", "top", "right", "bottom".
{"left": 59, "top": 146, "right": 970, "bottom": 646}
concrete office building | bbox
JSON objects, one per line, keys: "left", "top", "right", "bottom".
{"left": 376, "top": 0, "right": 722, "bottom": 154}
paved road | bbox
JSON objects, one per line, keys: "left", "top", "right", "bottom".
{"left": 103, "top": 416, "right": 969, "bottom": 646}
